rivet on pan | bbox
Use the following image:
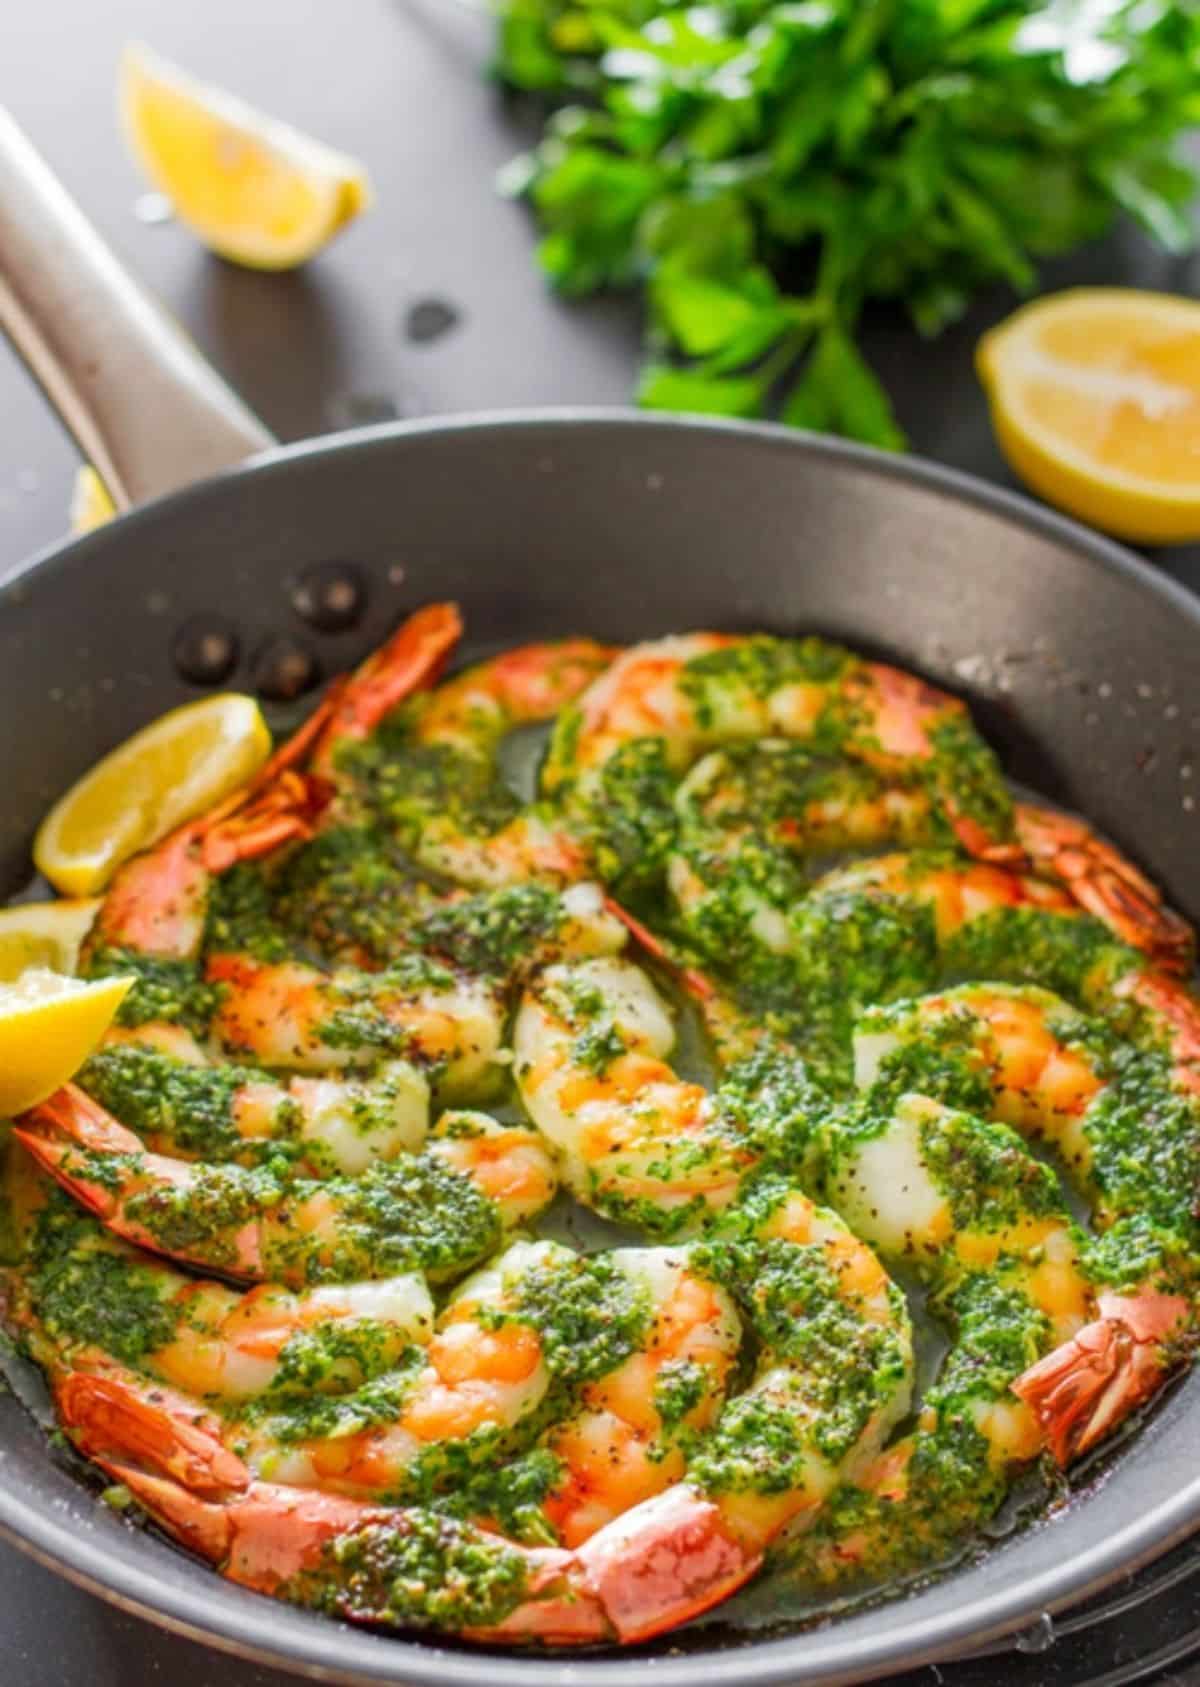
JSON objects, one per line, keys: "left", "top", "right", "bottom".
{"left": 253, "top": 635, "right": 321, "bottom": 702}
{"left": 171, "top": 615, "right": 240, "bottom": 686}
{"left": 291, "top": 562, "right": 367, "bottom": 633}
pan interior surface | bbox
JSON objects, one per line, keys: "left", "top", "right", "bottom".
{"left": 0, "top": 411, "right": 1197, "bottom": 1686}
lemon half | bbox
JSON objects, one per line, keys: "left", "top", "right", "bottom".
{"left": 34, "top": 693, "right": 271, "bottom": 897}
{"left": 0, "top": 971, "right": 132, "bottom": 1115}
{"left": 978, "top": 288, "right": 1200, "bottom": 544}
{"left": 120, "top": 43, "right": 373, "bottom": 270}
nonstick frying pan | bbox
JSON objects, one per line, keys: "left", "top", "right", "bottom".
{"left": 1, "top": 108, "right": 1199, "bottom": 1687}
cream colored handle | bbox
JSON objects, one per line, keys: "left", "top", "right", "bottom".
{"left": 0, "top": 107, "right": 275, "bottom": 511}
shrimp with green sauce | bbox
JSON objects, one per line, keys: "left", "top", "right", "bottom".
{"left": 6, "top": 602, "right": 1200, "bottom": 1651}
{"left": 342, "top": 638, "right": 616, "bottom": 888}
{"left": 778, "top": 1084, "right": 1195, "bottom": 1594}
{"left": 543, "top": 633, "right": 1189, "bottom": 968}
{"left": 14, "top": 1087, "right": 557, "bottom": 1285}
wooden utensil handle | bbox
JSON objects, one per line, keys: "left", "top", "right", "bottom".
{"left": 0, "top": 107, "right": 274, "bottom": 511}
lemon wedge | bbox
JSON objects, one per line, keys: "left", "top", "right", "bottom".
{"left": 977, "top": 289, "right": 1200, "bottom": 544}
{"left": 0, "top": 901, "right": 101, "bottom": 981}
{"left": 119, "top": 43, "right": 373, "bottom": 270}
{"left": 0, "top": 971, "right": 132, "bottom": 1115}
{"left": 34, "top": 694, "right": 272, "bottom": 897}
{"left": 69, "top": 466, "right": 117, "bottom": 535}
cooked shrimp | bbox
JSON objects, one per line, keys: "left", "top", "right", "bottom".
{"left": 14, "top": 1086, "right": 554, "bottom": 1284}
{"left": 201, "top": 885, "right": 624, "bottom": 1089}
{"left": 541, "top": 631, "right": 1006, "bottom": 880}
{"left": 48, "top": 1234, "right": 736, "bottom": 1545}
{"left": 783, "top": 1091, "right": 1195, "bottom": 1590}
{"left": 545, "top": 633, "right": 1189, "bottom": 964}
{"left": 51, "top": 1366, "right": 609, "bottom": 1640}
{"left": 204, "top": 953, "right": 505, "bottom": 1094}
{"left": 668, "top": 848, "right": 1200, "bottom": 1086}
{"left": 77, "top": 1042, "right": 431, "bottom": 1175}
{"left": 853, "top": 982, "right": 1200, "bottom": 1242}
{"left": 80, "top": 605, "right": 465, "bottom": 1049}
{"left": 89, "top": 606, "right": 463, "bottom": 963}
{"left": 243, "top": 1241, "right": 740, "bottom": 1531}
{"left": 13, "top": 1202, "right": 432, "bottom": 1405}
{"left": 564, "top": 1175, "right": 913, "bottom": 1642}
{"left": 347, "top": 640, "right": 615, "bottom": 888}
{"left": 247, "top": 1238, "right": 566, "bottom": 1495}
{"left": 847, "top": 986, "right": 1200, "bottom": 1466}
{"left": 426, "top": 1111, "right": 560, "bottom": 1230}
{"left": 513, "top": 955, "right": 757, "bottom": 1234}
{"left": 815, "top": 853, "right": 1200, "bottom": 1083}
{"left": 541, "top": 1247, "right": 741, "bottom": 1546}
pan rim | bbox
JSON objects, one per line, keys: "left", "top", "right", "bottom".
{"left": 1, "top": 405, "right": 1199, "bottom": 1685}
{"left": 7, "top": 405, "right": 1200, "bottom": 630}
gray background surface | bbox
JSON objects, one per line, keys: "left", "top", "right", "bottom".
{"left": 3, "top": 1, "right": 1200, "bottom": 1680}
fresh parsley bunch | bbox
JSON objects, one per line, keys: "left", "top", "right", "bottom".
{"left": 495, "top": 0, "right": 1200, "bottom": 447}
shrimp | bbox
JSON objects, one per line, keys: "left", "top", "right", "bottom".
{"left": 346, "top": 639, "right": 616, "bottom": 889}
{"left": 813, "top": 853, "right": 1200, "bottom": 1083}
{"left": 1005, "top": 804, "right": 1193, "bottom": 974}
{"left": 204, "top": 881, "right": 628, "bottom": 1084}
{"left": 513, "top": 955, "right": 758, "bottom": 1235}
{"left": 560, "top": 1175, "right": 913, "bottom": 1642}
{"left": 50, "top": 1366, "right": 610, "bottom": 1640}
{"left": 14, "top": 1086, "right": 555, "bottom": 1284}
{"left": 241, "top": 1239, "right": 568, "bottom": 1496}
{"left": 12, "top": 1198, "right": 433, "bottom": 1406}
{"left": 90, "top": 604, "right": 463, "bottom": 963}
{"left": 76, "top": 1043, "right": 431, "bottom": 1176}
{"left": 852, "top": 982, "right": 1200, "bottom": 1243}
{"left": 782, "top": 1091, "right": 1195, "bottom": 1590}
{"left": 34, "top": 1220, "right": 738, "bottom": 1566}
{"left": 240, "top": 1242, "right": 741, "bottom": 1536}
{"left": 545, "top": 632, "right": 1189, "bottom": 964}
{"left": 538, "top": 1247, "right": 741, "bottom": 1546}
{"left": 614, "top": 904, "right": 1200, "bottom": 1481}
{"left": 427, "top": 1111, "right": 560, "bottom": 1230}
{"left": 849, "top": 985, "right": 1200, "bottom": 1465}
{"left": 13, "top": 1178, "right": 913, "bottom": 1647}
{"left": 204, "top": 953, "right": 506, "bottom": 1095}
{"left": 667, "top": 746, "right": 938, "bottom": 985}
{"left": 668, "top": 848, "right": 1200, "bottom": 1087}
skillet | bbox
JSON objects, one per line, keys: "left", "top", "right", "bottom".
{"left": 1, "top": 107, "right": 1199, "bottom": 1687}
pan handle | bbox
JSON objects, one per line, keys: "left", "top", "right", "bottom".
{"left": 0, "top": 107, "right": 275, "bottom": 512}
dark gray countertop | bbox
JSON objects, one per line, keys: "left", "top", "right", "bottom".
{"left": 3, "top": 2, "right": 1200, "bottom": 1681}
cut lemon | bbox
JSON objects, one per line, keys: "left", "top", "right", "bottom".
{"left": 0, "top": 901, "right": 101, "bottom": 980}
{"left": 70, "top": 466, "right": 116, "bottom": 535}
{"left": 0, "top": 971, "right": 131, "bottom": 1115}
{"left": 119, "top": 43, "right": 373, "bottom": 271}
{"left": 34, "top": 693, "right": 271, "bottom": 897}
{"left": 977, "top": 289, "right": 1200, "bottom": 544}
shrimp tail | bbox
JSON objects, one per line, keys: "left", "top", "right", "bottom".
{"left": 603, "top": 896, "right": 716, "bottom": 1002}
{"left": 315, "top": 601, "right": 463, "bottom": 762}
{"left": 574, "top": 1484, "right": 761, "bottom": 1644}
{"left": 200, "top": 768, "right": 334, "bottom": 873}
{"left": 1012, "top": 1289, "right": 1191, "bottom": 1465}
{"left": 1114, "top": 970, "right": 1200, "bottom": 1095}
{"left": 14, "top": 1086, "right": 265, "bottom": 1277}
{"left": 60, "top": 1363, "right": 611, "bottom": 1641}
{"left": 54, "top": 1366, "right": 251, "bottom": 1498}
{"left": 1009, "top": 805, "right": 1194, "bottom": 973}
{"left": 602, "top": 896, "right": 764, "bottom": 1066}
